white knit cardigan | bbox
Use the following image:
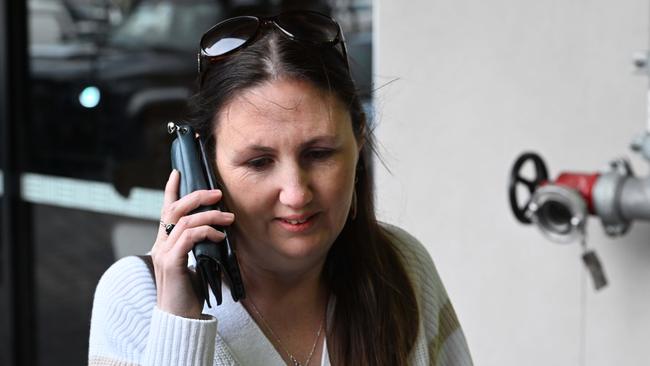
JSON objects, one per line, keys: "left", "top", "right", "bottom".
{"left": 88, "top": 224, "right": 473, "bottom": 366}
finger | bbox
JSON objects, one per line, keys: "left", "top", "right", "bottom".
{"left": 156, "top": 170, "right": 181, "bottom": 239}
{"left": 163, "top": 169, "right": 180, "bottom": 208}
{"left": 161, "top": 210, "right": 234, "bottom": 251}
{"left": 162, "top": 189, "right": 223, "bottom": 225}
{"left": 170, "top": 226, "right": 226, "bottom": 259}
{"left": 178, "top": 210, "right": 235, "bottom": 231}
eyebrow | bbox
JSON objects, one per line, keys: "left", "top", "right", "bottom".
{"left": 240, "top": 135, "right": 340, "bottom": 154}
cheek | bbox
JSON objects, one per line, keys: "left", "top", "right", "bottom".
{"left": 214, "top": 159, "right": 261, "bottom": 216}
{"left": 316, "top": 161, "right": 356, "bottom": 211}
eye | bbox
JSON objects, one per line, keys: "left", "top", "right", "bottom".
{"left": 306, "top": 149, "right": 334, "bottom": 161}
{"left": 246, "top": 157, "right": 273, "bottom": 171}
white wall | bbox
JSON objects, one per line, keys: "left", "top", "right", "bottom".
{"left": 373, "top": 1, "right": 650, "bottom": 365}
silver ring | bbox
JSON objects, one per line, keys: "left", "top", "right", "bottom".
{"left": 160, "top": 220, "right": 176, "bottom": 235}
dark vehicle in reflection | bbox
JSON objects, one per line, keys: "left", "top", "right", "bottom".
{"left": 30, "top": 0, "right": 226, "bottom": 195}
{"left": 29, "top": 0, "right": 371, "bottom": 196}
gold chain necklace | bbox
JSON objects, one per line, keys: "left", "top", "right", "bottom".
{"left": 247, "top": 298, "right": 324, "bottom": 366}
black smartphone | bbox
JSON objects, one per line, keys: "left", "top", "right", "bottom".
{"left": 168, "top": 122, "right": 245, "bottom": 307}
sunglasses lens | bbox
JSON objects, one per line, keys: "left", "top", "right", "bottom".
{"left": 201, "top": 16, "right": 259, "bottom": 56}
{"left": 276, "top": 12, "right": 339, "bottom": 43}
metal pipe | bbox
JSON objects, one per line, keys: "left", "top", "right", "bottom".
{"left": 619, "top": 176, "right": 650, "bottom": 220}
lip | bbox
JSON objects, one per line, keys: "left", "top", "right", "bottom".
{"left": 275, "top": 213, "right": 318, "bottom": 233}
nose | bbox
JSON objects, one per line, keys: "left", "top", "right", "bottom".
{"left": 278, "top": 164, "right": 313, "bottom": 209}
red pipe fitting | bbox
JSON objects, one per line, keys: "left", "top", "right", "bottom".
{"left": 554, "top": 172, "right": 600, "bottom": 214}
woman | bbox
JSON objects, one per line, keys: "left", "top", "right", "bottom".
{"left": 89, "top": 11, "right": 472, "bottom": 366}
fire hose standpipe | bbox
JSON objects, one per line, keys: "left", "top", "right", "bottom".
{"left": 509, "top": 149, "right": 650, "bottom": 243}
{"left": 508, "top": 139, "right": 650, "bottom": 290}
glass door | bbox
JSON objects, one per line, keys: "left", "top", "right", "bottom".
{"left": 2, "top": 1, "right": 372, "bottom": 364}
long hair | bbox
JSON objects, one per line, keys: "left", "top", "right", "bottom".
{"left": 187, "top": 28, "right": 419, "bottom": 366}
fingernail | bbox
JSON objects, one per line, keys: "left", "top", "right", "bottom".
{"left": 169, "top": 169, "right": 178, "bottom": 178}
{"left": 224, "top": 212, "right": 234, "bottom": 219}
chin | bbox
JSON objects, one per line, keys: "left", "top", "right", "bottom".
{"left": 272, "top": 235, "right": 333, "bottom": 263}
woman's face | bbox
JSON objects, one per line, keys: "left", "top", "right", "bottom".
{"left": 213, "top": 78, "right": 360, "bottom": 274}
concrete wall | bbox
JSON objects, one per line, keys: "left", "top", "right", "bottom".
{"left": 373, "top": 1, "right": 650, "bottom": 365}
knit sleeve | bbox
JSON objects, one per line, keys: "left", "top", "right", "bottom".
{"left": 382, "top": 224, "right": 474, "bottom": 366}
{"left": 88, "top": 256, "right": 218, "bottom": 366}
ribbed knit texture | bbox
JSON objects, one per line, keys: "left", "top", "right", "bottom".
{"left": 89, "top": 256, "right": 157, "bottom": 365}
{"left": 385, "top": 224, "right": 473, "bottom": 366}
{"left": 142, "top": 307, "right": 217, "bottom": 365}
{"left": 88, "top": 225, "right": 473, "bottom": 365}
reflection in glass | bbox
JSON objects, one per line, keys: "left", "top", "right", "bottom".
{"left": 24, "top": 0, "right": 372, "bottom": 364}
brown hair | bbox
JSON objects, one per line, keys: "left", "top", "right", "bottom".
{"left": 188, "top": 28, "right": 419, "bottom": 366}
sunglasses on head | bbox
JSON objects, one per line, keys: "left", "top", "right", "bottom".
{"left": 197, "top": 10, "right": 350, "bottom": 83}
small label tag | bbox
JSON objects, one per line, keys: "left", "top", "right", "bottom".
{"left": 582, "top": 250, "right": 608, "bottom": 290}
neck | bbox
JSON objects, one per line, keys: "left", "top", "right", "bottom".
{"left": 239, "top": 254, "right": 329, "bottom": 311}
{"left": 236, "top": 248, "right": 330, "bottom": 366}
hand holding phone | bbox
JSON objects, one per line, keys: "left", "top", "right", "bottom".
{"left": 167, "top": 122, "right": 245, "bottom": 307}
